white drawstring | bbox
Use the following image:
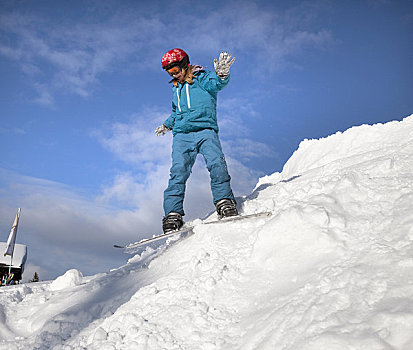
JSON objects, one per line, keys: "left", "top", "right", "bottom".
{"left": 176, "top": 89, "right": 181, "bottom": 112}
{"left": 186, "top": 84, "right": 191, "bottom": 109}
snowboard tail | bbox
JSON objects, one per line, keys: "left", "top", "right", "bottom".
{"left": 114, "top": 225, "right": 193, "bottom": 249}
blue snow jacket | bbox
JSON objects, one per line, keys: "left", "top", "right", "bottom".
{"left": 163, "top": 68, "right": 229, "bottom": 135}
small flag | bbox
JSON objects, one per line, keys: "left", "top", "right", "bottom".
{"left": 4, "top": 208, "right": 21, "bottom": 257}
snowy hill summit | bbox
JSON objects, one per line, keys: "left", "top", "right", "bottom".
{"left": 1, "top": 115, "right": 413, "bottom": 350}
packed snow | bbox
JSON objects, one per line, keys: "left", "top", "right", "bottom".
{"left": 0, "top": 115, "right": 412, "bottom": 350}
{"left": 49, "top": 269, "right": 84, "bottom": 292}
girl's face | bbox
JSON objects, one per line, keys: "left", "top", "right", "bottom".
{"left": 167, "top": 66, "right": 186, "bottom": 82}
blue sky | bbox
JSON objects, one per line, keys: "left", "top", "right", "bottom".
{"left": 1, "top": 0, "right": 412, "bottom": 280}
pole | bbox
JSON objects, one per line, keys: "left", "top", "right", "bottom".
{"left": 8, "top": 253, "right": 13, "bottom": 274}
{"left": 5, "top": 208, "right": 20, "bottom": 283}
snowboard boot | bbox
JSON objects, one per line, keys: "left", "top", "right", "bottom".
{"left": 216, "top": 199, "right": 238, "bottom": 220}
{"left": 162, "top": 212, "right": 184, "bottom": 234}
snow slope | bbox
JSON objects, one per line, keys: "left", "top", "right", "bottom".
{"left": 1, "top": 115, "right": 412, "bottom": 350}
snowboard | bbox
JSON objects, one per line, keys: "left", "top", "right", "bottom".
{"left": 114, "top": 211, "right": 272, "bottom": 249}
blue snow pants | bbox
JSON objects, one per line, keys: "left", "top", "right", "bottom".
{"left": 164, "top": 129, "right": 235, "bottom": 216}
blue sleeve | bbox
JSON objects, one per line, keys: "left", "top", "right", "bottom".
{"left": 197, "top": 70, "right": 230, "bottom": 93}
{"left": 164, "top": 101, "right": 176, "bottom": 129}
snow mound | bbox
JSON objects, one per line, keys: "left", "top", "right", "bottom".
{"left": 0, "top": 115, "right": 412, "bottom": 349}
{"left": 49, "top": 269, "right": 83, "bottom": 291}
{"left": 257, "top": 114, "right": 413, "bottom": 187}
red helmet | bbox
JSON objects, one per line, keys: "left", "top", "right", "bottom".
{"left": 161, "top": 48, "right": 189, "bottom": 70}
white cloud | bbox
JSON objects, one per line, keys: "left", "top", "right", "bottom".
{"left": 217, "top": 97, "right": 280, "bottom": 164}
{"left": 180, "top": 1, "right": 332, "bottom": 72}
{"left": 223, "top": 139, "right": 277, "bottom": 163}
{"left": 0, "top": 11, "right": 165, "bottom": 102}
{"left": 92, "top": 107, "right": 172, "bottom": 170}
{"left": 32, "top": 83, "right": 55, "bottom": 107}
{"left": 0, "top": 168, "right": 155, "bottom": 280}
{"left": 0, "top": 1, "right": 332, "bottom": 105}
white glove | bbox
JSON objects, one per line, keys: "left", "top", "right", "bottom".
{"left": 155, "top": 124, "right": 171, "bottom": 136}
{"left": 214, "top": 51, "right": 235, "bottom": 79}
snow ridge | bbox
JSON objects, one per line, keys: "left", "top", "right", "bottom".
{"left": 1, "top": 115, "right": 412, "bottom": 350}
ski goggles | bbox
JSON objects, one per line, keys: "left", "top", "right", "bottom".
{"left": 166, "top": 66, "right": 182, "bottom": 77}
